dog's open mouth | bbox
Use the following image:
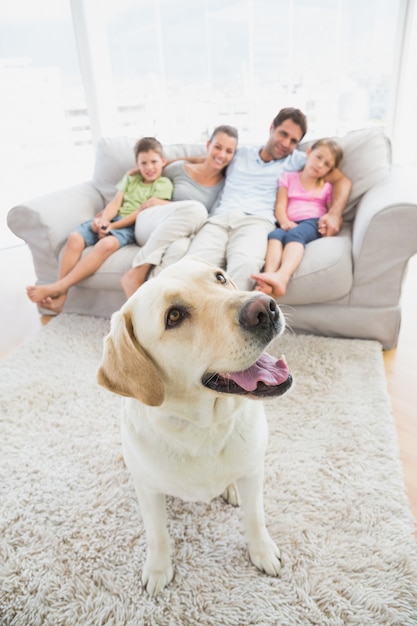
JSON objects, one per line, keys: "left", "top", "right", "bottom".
{"left": 202, "top": 353, "right": 292, "bottom": 398}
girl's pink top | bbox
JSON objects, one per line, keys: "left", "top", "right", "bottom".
{"left": 279, "top": 170, "right": 333, "bottom": 221}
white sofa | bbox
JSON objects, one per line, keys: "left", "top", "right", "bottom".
{"left": 7, "top": 128, "right": 417, "bottom": 349}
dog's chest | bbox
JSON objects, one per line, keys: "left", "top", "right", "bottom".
{"left": 121, "top": 400, "right": 268, "bottom": 502}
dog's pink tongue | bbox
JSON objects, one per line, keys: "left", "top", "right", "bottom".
{"left": 227, "top": 353, "right": 289, "bottom": 391}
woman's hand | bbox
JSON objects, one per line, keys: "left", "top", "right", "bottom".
{"left": 139, "top": 197, "right": 170, "bottom": 211}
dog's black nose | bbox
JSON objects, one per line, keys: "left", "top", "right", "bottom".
{"left": 239, "top": 295, "right": 280, "bottom": 330}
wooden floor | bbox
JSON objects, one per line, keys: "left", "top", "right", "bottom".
{"left": 1, "top": 243, "right": 416, "bottom": 533}
{"left": 383, "top": 254, "right": 417, "bottom": 531}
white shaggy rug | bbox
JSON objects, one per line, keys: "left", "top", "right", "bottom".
{"left": 1, "top": 314, "right": 417, "bottom": 626}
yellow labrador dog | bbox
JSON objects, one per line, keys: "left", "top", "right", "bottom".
{"left": 97, "top": 258, "right": 292, "bottom": 596}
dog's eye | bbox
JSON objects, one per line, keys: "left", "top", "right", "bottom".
{"left": 166, "top": 308, "right": 185, "bottom": 328}
{"left": 215, "top": 272, "right": 227, "bottom": 284}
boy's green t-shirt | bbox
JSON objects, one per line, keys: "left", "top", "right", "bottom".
{"left": 116, "top": 173, "right": 173, "bottom": 218}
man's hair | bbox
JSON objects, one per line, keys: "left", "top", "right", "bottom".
{"left": 134, "top": 137, "right": 164, "bottom": 159}
{"left": 272, "top": 107, "right": 308, "bottom": 139}
{"left": 208, "top": 125, "right": 239, "bottom": 143}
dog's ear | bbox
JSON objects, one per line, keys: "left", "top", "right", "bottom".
{"left": 97, "top": 309, "right": 165, "bottom": 406}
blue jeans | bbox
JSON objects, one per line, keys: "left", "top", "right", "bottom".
{"left": 268, "top": 218, "right": 320, "bottom": 247}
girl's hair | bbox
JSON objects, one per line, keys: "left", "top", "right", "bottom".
{"left": 209, "top": 125, "right": 239, "bottom": 143}
{"left": 134, "top": 137, "right": 164, "bottom": 159}
{"left": 310, "top": 138, "right": 343, "bottom": 169}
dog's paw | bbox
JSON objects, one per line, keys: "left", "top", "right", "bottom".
{"left": 221, "top": 482, "right": 241, "bottom": 507}
{"left": 249, "top": 537, "right": 281, "bottom": 576}
{"left": 142, "top": 557, "right": 174, "bottom": 596}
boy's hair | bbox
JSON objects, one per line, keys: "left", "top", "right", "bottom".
{"left": 272, "top": 107, "right": 308, "bottom": 140}
{"left": 134, "top": 137, "right": 164, "bottom": 159}
{"left": 209, "top": 125, "right": 239, "bottom": 143}
{"left": 310, "top": 138, "right": 343, "bottom": 169}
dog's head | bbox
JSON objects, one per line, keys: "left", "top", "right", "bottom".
{"left": 97, "top": 258, "right": 292, "bottom": 406}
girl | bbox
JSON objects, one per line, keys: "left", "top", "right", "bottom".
{"left": 251, "top": 138, "right": 343, "bottom": 298}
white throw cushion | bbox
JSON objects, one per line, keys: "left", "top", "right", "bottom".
{"left": 337, "top": 128, "right": 391, "bottom": 220}
{"left": 279, "top": 232, "right": 353, "bottom": 305}
{"left": 301, "top": 127, "right": 391, "bottom": 222}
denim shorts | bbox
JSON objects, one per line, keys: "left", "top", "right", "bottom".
{"left": 268, "top": 218, "right": 320, "bottom": 247}
{"left": 75, "top": 216, "right": 136, "bottom": 248}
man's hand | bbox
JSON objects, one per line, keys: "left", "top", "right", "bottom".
{"left": 318, "top": 212, "right": 342, "bottom": 237}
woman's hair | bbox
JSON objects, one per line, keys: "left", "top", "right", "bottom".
{"left": 134, "top": 137, "right": 164, "bottom": 159}
{"left": 310, "top": 138, "right": 344, "bottom": 169}
{"left": 272, "top": 107, "right": 308, "bottom": 140}
{"left": 209, "top": 125, "right": 239, "bottom": 143}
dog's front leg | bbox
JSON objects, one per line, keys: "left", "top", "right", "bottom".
{"left": 237, "top": 472, "right": 281, "bottom": 576}
{"left": 133, "top": 486, "right": 174, "bottom": 596}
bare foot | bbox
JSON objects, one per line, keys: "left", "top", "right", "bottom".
{"left": 250, "top": 272, "right": 289, "bottom": 298}
{"left": 39, "top": 294, "right": 67, "bottom": 313}
{"left": 26, "top": 283, "right": 66, "bottom": 303}
{"left": 254, "top": 282, "right": 273, "bottom": 295}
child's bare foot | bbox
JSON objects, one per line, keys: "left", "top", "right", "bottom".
{"left": 39, "top": 294, "right": 67, "bottom": 313}
{"left": 250, "top": 272, "right": 289, "bottom": 298}
{"left": 254, "top": 281, "right": 273, "bottom": 295}
{"left": 26, "top": 284, "right": 66, "bottom": 303}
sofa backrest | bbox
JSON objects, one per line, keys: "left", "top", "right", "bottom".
{"left": 93, "top": 127, "right": 391, "bottom": 222}
{"left": 92, "top": 137, "right": 206, "bottom": 204}
{"left": 300, "top": 127, "right": 391, "bottom": 221}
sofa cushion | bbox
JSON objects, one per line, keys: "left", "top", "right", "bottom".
{"left": 337, "top": 128, "right": 392, "bottom": 220}
{"left": 301, "top": 127, "right": 391, "bottom": 222}
{"left": 92, "top": 137, "right": 136, "bottom": 204}
{"left": 279, "top": 230, "right": 353, "bottom": 305}
{"left": 76, "top": 244, "right": 139, "bottom": 290}
{"left": 79, "top": 229, "right": 353, "bottom": 306}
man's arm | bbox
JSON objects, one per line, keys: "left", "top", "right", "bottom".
{"left": 320, "top": 168, "right": 352, "bottom": 236}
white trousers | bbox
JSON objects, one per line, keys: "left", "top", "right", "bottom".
{"left": 132, "top": 200, "right": 207, "bottom": 270}
{"left": 188, "top": 211, "right": 273, "bottom": 290}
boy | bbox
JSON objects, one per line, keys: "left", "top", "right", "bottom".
{"left": 27, "top": 137, "right": 172, "bottom": 312}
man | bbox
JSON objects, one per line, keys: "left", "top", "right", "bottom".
{"left": 187, "top": 107, "right": 352, "bottom": 290}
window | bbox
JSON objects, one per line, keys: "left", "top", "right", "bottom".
{"left": 94, "top": 0, "right": 405, "bottom": 144}
{"left": 0, "top": 0, "right": 414, "bottom": 245}
{"left": 0, "top": 0, "right": 92, "bottom": 217}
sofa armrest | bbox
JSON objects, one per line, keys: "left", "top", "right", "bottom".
{"left": 350, "top": 168, "right": 417, "bottom": 307}
{"left": 7, "top": 182, "right": 104, "bottom": 284}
